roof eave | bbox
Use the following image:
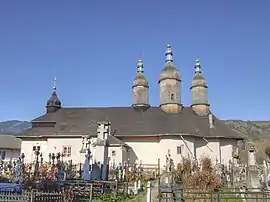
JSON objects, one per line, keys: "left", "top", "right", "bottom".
{"left": 115, "top": 133, "right": 242, "bottom": 139}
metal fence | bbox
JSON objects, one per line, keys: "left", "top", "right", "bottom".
{"left": 159, "top": 187, "right": 270, "bottom": 202}
{"left": 32, "top": 191, "right": 64, "bottom": 202}
{"left": 0, "top": 190, "right": 64, "bottom": 202}
{"left": 0, "top": 193, "right": 30, "bottom": 202}
{"left": 0, "top": 180, "right": 129, "bottom": 202}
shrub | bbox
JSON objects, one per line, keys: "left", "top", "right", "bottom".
{"left": 201, "top": 155, "right": 212, "bottom": 172}
{"left": 186, "top": 156, "right": 221, "bottom": 191}
{"left": 174, "top": 157, "right": 193, "bottom": 184}
{"left": 174, "top": 156, "right": 221, "bottom": 191}
{"left": 186, "top": 170, "right": 221, "bottom": 190}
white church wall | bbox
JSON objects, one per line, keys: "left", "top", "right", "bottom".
{"left": 220, "top": 138, "right": 237, "bottom": 166}
{"left": 94, "top": 144, "right": 107, "bottom": 165}
{"left": 158, "top": 135, "right": 195, "bottom": 168}
{"left": 120, "top": 135, "right": 195, "bottom": 169}
{"left": 195, "top": 138, "right": 237, "bottom": 166}
{"left": 21, "top": 139, "right": 48, "bottom": 163}
{"left": 195, "top": 138, "right": 220, "bottom": 163}
{"left": 108, "top": 146, "right": 123, "bottom": 166}
{"left": 120, "top": 136, "right": 159, "bottom": 166}
{"left": 46, "top": 137, "right": 84, "bottom": 164}
{"left": 21, "top": 137, "right": 84, "bottom": 164}
{"left": 20, "top": 135, "right": 238, "bottom": 169}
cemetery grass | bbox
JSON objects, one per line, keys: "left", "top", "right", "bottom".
{"left": 91, "top": 192, "right": 146, "bottom": 202}
{"left": 156, "top": 197, "right": 243, "bottom": 202}
{"left": 91, "top": 182, "right": 147, "bottom": 202}
{"left": 155, "top": 192, "right": 243, "bottom": 202}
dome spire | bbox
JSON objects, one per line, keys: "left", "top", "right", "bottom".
{"left": 195, "top": 59, "right": 201, "bottom": 74}
{"left": 165, "top": 44, "right": 173, "bottom": 63}
{"left": 52, "top": 77, "right": 57, "bottom": 92}
{"left": 137, "top": 60, "right": 144, "bottom": 74}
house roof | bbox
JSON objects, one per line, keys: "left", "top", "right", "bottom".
{"left": 21, "top": 106, "right": 244, "bottom": 139}
{"left": 106, "top": 135, "right": 128, "bottom": 146}
{"left": 0, "top": 134, "right": 21, "bottom": 149}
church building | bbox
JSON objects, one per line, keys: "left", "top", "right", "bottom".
{"left": 18, "top": 45, "right": 244, "bottom": 168}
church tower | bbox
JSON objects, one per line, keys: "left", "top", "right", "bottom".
{"left": 132, "top": 59, "right": 150, "bottom": 111}
{"left": 46, "top": 77, "right": 62, "bottom": 114}
{"left": 159, "top": 44, "right": 182, "bottom": 113}
{"left": 190, "top": 59, "right": 209, "bottom": 116}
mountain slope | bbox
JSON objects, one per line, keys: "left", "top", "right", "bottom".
{"left": 0, "top": 120, "right": 31, "bottom": 134}
{"left": 224, "top": 120, "right": 270, "bottom": 139}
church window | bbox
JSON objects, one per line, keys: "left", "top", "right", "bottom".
{"left": 177, "top": 146, "right": 182, "bottom": 154}
{"left": 63, "top": 146, "right": 72, "bottom": 157}
{"left": 111, "top": 150, "right": 116, "bottom": 156}
{"left": 171, "top": 94, "right": 175, "bottom": 100}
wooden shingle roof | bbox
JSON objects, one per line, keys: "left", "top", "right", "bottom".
{"left": 21, "top": 106, "right": 244, "bottom": 139}
{"left": 0, "top": 134, "right": 21, "bottom": 149}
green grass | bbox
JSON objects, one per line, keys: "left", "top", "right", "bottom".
{"left": 157, "top": 191, "right": 245, "bottom": 202}
{"left": 90, "top": 193, "right": 144, "bottom": 202}
{"left": 90, "top": 182, "right": 147, "bottom": 202}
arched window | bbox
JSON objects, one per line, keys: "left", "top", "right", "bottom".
{"left": 171, "top": 94, "right": 174, "bottom": 101}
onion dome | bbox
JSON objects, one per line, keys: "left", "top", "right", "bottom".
{"left": 133, "top": 60, "right": 149, "bottom": 87}
{"left": 159, "top": 45, "right": 180, "bottom": 82}
{"left": 46, "top": 77, "right": 62, "bottom": 113}
{"left": 191, "top": 59, "right": 207, "bottom": 88}
{"left": 132, "top": 59, "right": 150, "bottom": 111}
{"left": 190, "top": 59, "right": 209, "bottom": 116}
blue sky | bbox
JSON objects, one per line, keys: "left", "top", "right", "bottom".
{"left": 0, "top": 1, "right": 269, "bottom": 121}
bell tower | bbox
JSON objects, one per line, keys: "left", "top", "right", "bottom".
{"left": 190, "top": 59, "right": 209, "bottom": 116}
{"left": 158, "top": 45, "right": 182, "bottom": 113}
{"left": 132, "top": 59, "right": 150, "bottom": 111}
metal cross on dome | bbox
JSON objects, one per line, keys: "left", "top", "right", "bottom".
{"left": 53, "top": 77, "right": 57, "bottom": 91}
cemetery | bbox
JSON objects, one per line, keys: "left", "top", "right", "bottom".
{"left": 1, "top": 138, "right": 270, "bottom": 201}
{"left": 155, "top": 141, "right": 270, "bottom": 201}
{"left": 0, "top": 148, "right": 152, "bottom": 201}
{"left": 1, "top": 122, "right": 270, "bottom": 202}
{"left": 0, "top": 123, "right": 156, "bottom": 202}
